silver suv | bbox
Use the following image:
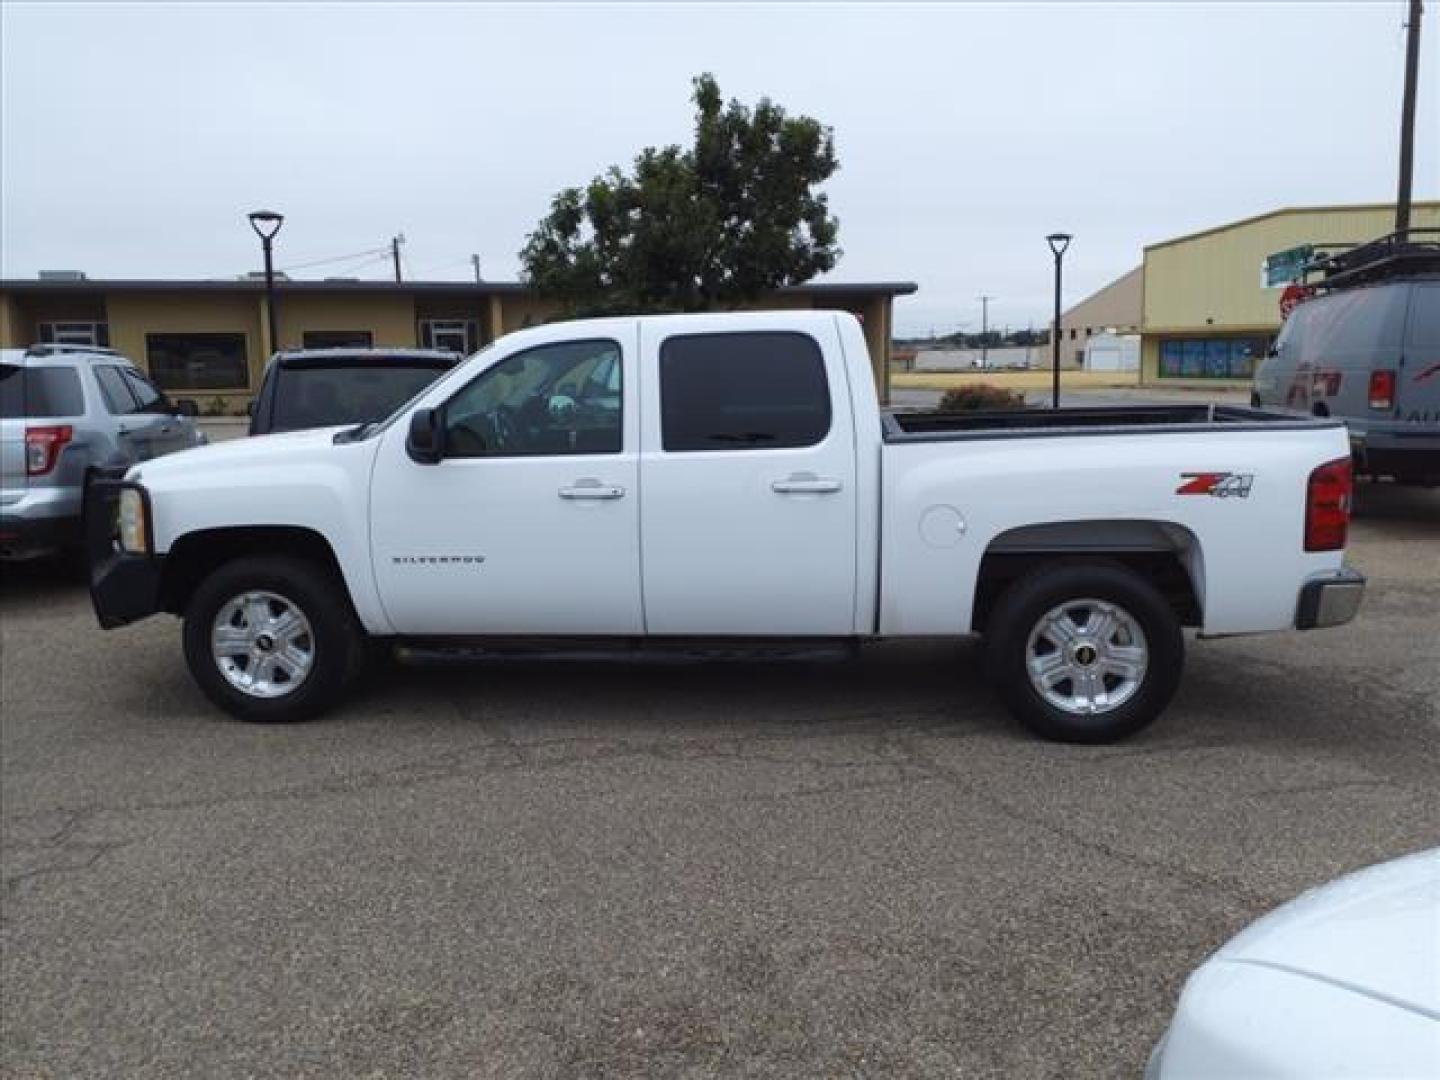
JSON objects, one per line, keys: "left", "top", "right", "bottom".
{"left": 1, "top": 344, "right": 206, "bottom": 560}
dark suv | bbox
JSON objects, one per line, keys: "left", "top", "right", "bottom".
{"left": 249, "top": 347, "right": 461, "bottom": 436}
{"left": 1253, "top": 233, "right": 1439, "bottom": 485}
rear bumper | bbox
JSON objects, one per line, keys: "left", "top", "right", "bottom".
{"left": 0, "top": 485, "right": 84, "bottom": 557}
{"left": 0, "top": 512, "right": 82, "bottom": 558}
{"left": 1349, "top": 426, "right": 1440, "bottom": 478}
{"left": 1295, "top": 568, "right": 1366, "bottom": 630}
{"left": 85, "top": 470, "right": 164, "bottom": 628}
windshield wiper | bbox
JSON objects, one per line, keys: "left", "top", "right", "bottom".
{"left": 333, "top": 421, "right": 376, "bottom": 444}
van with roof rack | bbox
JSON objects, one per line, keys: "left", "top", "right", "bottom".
{"left": 1253, "top": 229, "right": 1440, "bottom": 485}
{"left": 1, "top": 344, "right": 205, "bottom": 560}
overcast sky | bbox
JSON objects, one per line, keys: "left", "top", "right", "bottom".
{"left": 2, "top": 2, "right": 1436, "bottom": 335}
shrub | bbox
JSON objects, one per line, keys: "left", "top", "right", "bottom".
{"left": 936, "top": 384, "right": 1027, "bottom": 412}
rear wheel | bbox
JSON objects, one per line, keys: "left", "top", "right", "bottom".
{"left": 182, "top": 556, "right": 364, "bottom": 721}
{"left": 985, "top": 563, "right": 1184, "bottom": 743}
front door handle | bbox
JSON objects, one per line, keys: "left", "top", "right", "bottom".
{"left": 771, "top": 472, "right": 842, "bottom": 495}
{"left": 559, "top": 479, "right": 625, "bottom": 500}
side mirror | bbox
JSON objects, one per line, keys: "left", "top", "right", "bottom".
{"left": 406, "top": 407, "right": 444, "bottom": 464}
{"left": 174, "top": 399, "right": 199, "bottom": 418}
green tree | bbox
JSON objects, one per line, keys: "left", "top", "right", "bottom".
{"left": 520, "top": 74, "right": 840, "bottom": 315}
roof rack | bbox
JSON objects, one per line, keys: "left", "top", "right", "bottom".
{"left": 1300, "top": 228, "right": 1440, "bottom": 292}
{"left": 23, "top": 342, "right": 121, "bottom": 358}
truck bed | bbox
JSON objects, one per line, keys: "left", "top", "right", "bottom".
{"left": 883, "top": 404, "right": 1340, "bottom": 442}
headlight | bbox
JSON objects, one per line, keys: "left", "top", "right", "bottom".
{"left": 117, "top": 487, "right": 150, "bottom": 554}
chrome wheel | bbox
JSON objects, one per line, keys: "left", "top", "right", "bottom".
{"left": 1024, "top": 598, "right": 1148, "bottom": 716}
{"left": 210, "top": 591, "right": 315, "bottom": 699}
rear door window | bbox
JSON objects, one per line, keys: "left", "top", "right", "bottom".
{"left": 121, "top": 368, "right": 169, "bottom": 413}
{"left": 1405, "top": 284, "right": 1440, "bottom": 347}
{"left": 95, "top": 366, "right": 141, "bottom": 414}
{"left": 0, "top": 364, "right": 86, "bottom": 418}
{"left": 659, "top": 332, "right": 830, "bottom": 452}
{"left": 1287, "top": 286, "right": 1407, "bottom": 365}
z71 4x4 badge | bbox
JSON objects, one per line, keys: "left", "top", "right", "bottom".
{"left": 1176, "top": 472, "right": 1254, "bottom": 498}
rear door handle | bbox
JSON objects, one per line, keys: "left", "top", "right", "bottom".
{"left": 771, "top": 472, "right": 843, "bottom": 494}
{"left": 559, "top": 479, "right": 625, "bottom": 500}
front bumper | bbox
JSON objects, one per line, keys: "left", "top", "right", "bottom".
{"left": 1295, "top": 568, "right": 1366, "bottom": 630}
{"left": 85, "top": 470, "right": 164, "bottom": 628}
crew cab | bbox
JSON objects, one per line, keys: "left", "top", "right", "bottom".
{"left": 87, "top": 311, "right": 1365, "bottom": 743}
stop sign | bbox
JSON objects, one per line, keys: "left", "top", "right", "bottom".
{"left": 1279, "top": 284, "right": 1312, "bottom": 318}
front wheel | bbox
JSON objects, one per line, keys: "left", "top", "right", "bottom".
{"left": 985, "top": 563, "right": 1184, "bottom": 743}
{"left": 183, "top": 556, "right": 364, "bottom": 722}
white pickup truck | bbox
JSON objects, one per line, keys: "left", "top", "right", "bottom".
{"left": 87, "top": 311, "right": 1365, "bottom": 742}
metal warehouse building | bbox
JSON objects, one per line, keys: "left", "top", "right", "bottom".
{"left": 1137, "top": 201, "right": 1440, "bottom": 388}
{"left": 1054, "top": 201, "right": 1440, "bottom": 388}
{"left": 0, "top": 279, "right": 916, "bottom": 411}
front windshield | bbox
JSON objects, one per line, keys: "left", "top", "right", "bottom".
{"left": 272, "top": 361, "right": 454, "bottom": 433}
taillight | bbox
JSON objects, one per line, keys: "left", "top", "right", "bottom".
{"left": 1368, "top": 370, "right": 1395, "bottom": 410}
{"left": 1305, "top": 456, "right": 1352, "bottom": 552}
{"left": 24, "top": 425, "right": 73, "bottom": 476}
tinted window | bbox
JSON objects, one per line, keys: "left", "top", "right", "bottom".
{"left": 302, "top": 330, "right": 374, "bottom": 349}
{"left": 444, "top": 340, "right": 622, "bottom": 457}
{"left": 121, "top": 369, "right": 168, "bottom": 412}
{"left": 146, "top": 333, "right": 249, "bottom": 390}
{"left": 660, "top": 332, "right": 830, "bottom": 452}
{"left": 95, "top": 366, "right": 140, "bottom": 414}
{"left": 271, "top": 361, "right": 453, "bottom": 433}
{"left": 1406, "top": 284, "right": 1440, "bottom": 347}
{"left": 1281, "top": 286, "right": 1407, "bottom": 365}
{"left": 0, "top": 365, "right": 85, "bottom": 418}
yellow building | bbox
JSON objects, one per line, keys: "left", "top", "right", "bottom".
{"left": 1138, "top": 201, "right": 1440, "bottom": 387}
{"left": 0, "top": 278, "right": 916, "bottom": 411}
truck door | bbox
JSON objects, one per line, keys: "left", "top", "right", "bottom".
{"left": 638, "top": 316, "right": 859, "bottom": 635}
{"left": 369, "top": 330, "right": 643, "bottom": 635}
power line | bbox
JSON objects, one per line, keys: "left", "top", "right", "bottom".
{"left": 279, "top": 245, "right": 390, "bottom": 273}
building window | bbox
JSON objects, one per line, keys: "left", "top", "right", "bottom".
{"left": 145, "top": 333, "right": 249, "bottom": 390}
{"left": 1158, "top": 336, "right": 1269, "bottom": 379}
{"left": 419, "top": 319, "right": 477, "bottom": 354}
{"left": 302, "top": 330, "right": 373, "bottom": 349}
{"left": 39, "top": 321, "right": 109, "bottom": 347}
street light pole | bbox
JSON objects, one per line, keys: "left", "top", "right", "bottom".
{"left": 247, "top": 209, "right": 285, "bottom": 354}
{"left": 1396, "top": 0, "right": 1423, "bottom": 234}
{"left": 1046, "top": 233, "right": 1072, "bottom": 409}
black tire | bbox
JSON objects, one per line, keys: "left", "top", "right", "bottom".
{"left": 182, "top": 555, "right": 365, "bottom": 722}
{"left": 985, "top": 562, "right": 1184, "bottom": 744}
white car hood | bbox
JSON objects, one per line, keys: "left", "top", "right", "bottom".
{"left": 129, "top": 426, "right": 350, "bottom": 484}
{"left": 1214, "top": 847, "right": 1440, "bottom": 1018}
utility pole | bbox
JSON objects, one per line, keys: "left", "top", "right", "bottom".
{"left": 391, "top": 233, "right": 405, "bottom": 283}
{"left": 1396, "top": 0, "right": 1424, "bottom": 234}
{"left": 471, "top": 254, "right": 483, "bottom": 283}
{"left": 978, "top": 295, "right": 993, "bottom": 368}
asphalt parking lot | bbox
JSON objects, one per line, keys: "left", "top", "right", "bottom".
{"left": 2, "top": 485, "right": 1436, "bottom": 1079}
